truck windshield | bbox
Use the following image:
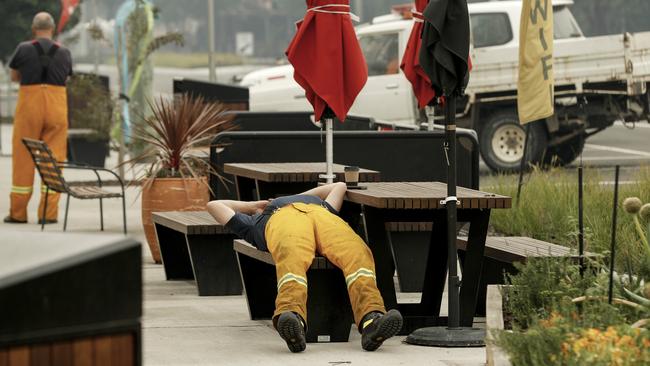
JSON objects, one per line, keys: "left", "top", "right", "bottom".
{"left": 358, "top": 33, "right": 400, "bottom": 76}
{"left": 554, "top": 6, "right": 583, "bottom": 39}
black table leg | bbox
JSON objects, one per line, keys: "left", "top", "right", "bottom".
{"left": 421, "top": 211, "right": 449, "bottom": 320}
{"left": 458, "top": 209, "right": 490, "bottom": 327}
{"left": 235, "top": 176, "right": 257, "bottom": 201}
{"left": 362, "top": 206, "right": 397, "bottom": 310}
{"left": 396, "top": 211, "right": 448, "bottom": 334}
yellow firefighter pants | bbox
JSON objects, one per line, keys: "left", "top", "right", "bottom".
{"left": 10, "top": 85, "right": 68, "bottom": 221}
{"left": 265, "top": 202, "right": 386, "bottom": 328}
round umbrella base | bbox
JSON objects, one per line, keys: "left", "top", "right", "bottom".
{"left": 405, "top": 327, "right": 485, "bottom": 347}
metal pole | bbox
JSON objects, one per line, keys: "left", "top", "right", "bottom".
{"left": 578, "top": 166, "right": 585, "bottom": 276}
{"left": 92, "top": 0, "right": 99, "bottom": 74}
{"left": 516, "top": 124, "right": 531, "bottom": 205}
{"left": 353, "top": 0, "right": 363, "bottom": 22}
{"left": 326, "top": 118, "right": 334, "bottom": 184}
{"left": 207, "top": 0, "right": 216, "bottom": 82}
{"left": 1, "top": 65, "right": 15, "bottom": 156}
{"left": 445, "top": 96, "right": 460, "bottom": 329}
{"left": 608, "top": 165, "right": 620, "bottom": 304}
{"left": 425, "top": 105, "right": 434, "bottom": 131}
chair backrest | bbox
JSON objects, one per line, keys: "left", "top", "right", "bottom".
{"left": 22, "top": 138, "right": 68, "bottom": 193}
{"left": 209, "top": 130, "right": 480, "bottom": 200}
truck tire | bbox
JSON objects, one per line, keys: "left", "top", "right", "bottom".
{"left": 479, "top": 111, "right": 548, "bottom": 173}
{"left": 542, "top": 135, "right": 585, "bottom": 167}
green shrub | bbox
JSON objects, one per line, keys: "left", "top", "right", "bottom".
{"left": 496, "top": 256, "right": 650, "bottom": 365}
{"left": 67, "top": 74, "right": 114, "bottom": 140}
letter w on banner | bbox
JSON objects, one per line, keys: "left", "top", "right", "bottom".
{"left": 518, "top": 0, "right": 554, "bottom": 125}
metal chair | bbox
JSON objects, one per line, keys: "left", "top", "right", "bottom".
{"left": 22, "top": 138, "right": 127, "bottom": 233}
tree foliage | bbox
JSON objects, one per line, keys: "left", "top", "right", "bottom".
{"left": 0, "top": 0, "right": 82, "bottom": 62}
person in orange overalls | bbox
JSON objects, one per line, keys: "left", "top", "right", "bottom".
{"left": 4, "top": 12, "right": 73, "bottom": 224}
{"left": 207, "top": 182, "right": 403, "bottom": 353}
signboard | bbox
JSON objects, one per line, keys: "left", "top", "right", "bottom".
{"left": 236, "top": 32, "right": 255, "bottom": 57}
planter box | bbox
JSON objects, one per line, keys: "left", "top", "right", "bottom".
{"left": 67, "top": 129, "right": 110, "bottom": 168}
{"left": 486, "top": 285, "right": 512, "bottom": 366}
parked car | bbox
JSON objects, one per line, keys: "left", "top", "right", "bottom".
{"left": 242, "top": 0, "right": 650, "bottom": 172}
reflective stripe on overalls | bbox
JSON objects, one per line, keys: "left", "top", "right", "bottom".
{"left": 9, "top": 42, "right": 67, "bottom": 221}
{"left": 265, "top": 202, "right": 386, "bottom": 327}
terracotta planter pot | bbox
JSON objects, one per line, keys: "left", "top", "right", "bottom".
{"left": 141, "top": 177, "right": 209, "bottom": 263}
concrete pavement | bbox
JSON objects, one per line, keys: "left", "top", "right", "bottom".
{"left": 0, "top": 123, "right": 486, "bottom": 366}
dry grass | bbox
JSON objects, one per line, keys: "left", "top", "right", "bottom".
{"left": 485, "top": 166, "right": 650, "bottom": 271}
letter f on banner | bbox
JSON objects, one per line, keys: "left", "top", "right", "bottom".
{"left": 518, "top": 0, "right": 554, "bottom": 125}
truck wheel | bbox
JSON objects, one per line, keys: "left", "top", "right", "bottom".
{"left": 479, "top": 111, "right": 548, "bottom": 173}
{"left": 542, "top": 135, "right": 586, "bottom": 167}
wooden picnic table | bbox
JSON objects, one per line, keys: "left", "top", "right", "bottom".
{"left": 223, "top": 162, "right": 380, "bottom": 200}
{"left": 344, "top": 182, "right": 511, "bottom": 333}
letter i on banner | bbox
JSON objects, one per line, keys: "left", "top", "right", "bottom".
{"left": 518, "top": 0, "right": 554, "bottom": 125}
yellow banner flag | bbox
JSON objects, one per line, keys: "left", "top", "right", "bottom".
{"left": 518, "top": 0, "right": 554, "bottom": 125}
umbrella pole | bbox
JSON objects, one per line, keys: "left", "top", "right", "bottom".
{"left": 445, "top": 96, "right": 460, "bottom": 328}
{"left": 405, "top": 96, "right": 485, "bottom": 347}
{"left": 325, "top": 117, "right": 334, "bottom": 184}
{"left": 426, "top": 104, "right": 435, "bottom": 131}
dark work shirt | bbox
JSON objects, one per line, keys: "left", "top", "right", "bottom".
{"left": 9, "top": 38, "right": 73, "bottom": 86}
{"left": 225, "top": 194, "right": 339, "bottom": 251}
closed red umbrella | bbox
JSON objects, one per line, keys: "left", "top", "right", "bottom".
{"left": 286, "top": 0, "right": 367, "bottom": 182}
{"left": 400, "top": 0, "right": 436, "bottom": 111}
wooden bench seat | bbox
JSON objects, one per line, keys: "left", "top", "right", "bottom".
{"left": 457, "top": 235, "right": 589, "bottom": 315}
{"left": 233, "top": 239, "right": 354, "bottom": 343}
{"left": 388, "top": 220, "right": 586, "bottom": 304}
{"left": 152, "top": 211, "right": 242, "bottom": 296}
{"left": 457, "top": 236, "right": 583, "bottom": 263}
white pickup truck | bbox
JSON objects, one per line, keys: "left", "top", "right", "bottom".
{"left": 241, "top": 0, "right": 650, "bottom": 172}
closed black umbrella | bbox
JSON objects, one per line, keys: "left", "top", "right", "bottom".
{"left": 406, "top": 0, "right": 484, "bottom": 347}
{"left": 419, "top": 0, "right": 470, "bottom": 97}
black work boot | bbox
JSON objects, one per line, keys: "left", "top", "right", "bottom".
{"left": 3, "top": 216, "right": 27, "bottom": 224}
{"left": 360, "top": 309, "right": 403, "bottom": 351}
{"left": 275, "top": 312, "right": 306, "bottom": 353}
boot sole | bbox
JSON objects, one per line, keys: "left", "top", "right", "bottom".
{"left": 362, "top": 310, "right": 403, "bottom": 351}
{"left": 277, "top": 313, "right": 306, "bottom": 353}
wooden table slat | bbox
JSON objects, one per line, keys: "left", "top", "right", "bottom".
{"left": 224, "top": 162, "right": 380, "bottom": 183}
{"left": 345, "top": 182, "right": 510, "bottom": 210}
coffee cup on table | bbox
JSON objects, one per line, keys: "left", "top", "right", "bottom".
{"left": 344, "top": 166, "right": 360, "bottom": 187}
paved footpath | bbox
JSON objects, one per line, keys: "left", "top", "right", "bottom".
{"left": 0, "top": 123, "right": 487, "bottom": 365}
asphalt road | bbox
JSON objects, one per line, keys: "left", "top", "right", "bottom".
{"left": 578, "top": 121, "right": 650, "bottom": 167}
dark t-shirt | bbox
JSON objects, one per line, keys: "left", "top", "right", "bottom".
{"left": 9, "top": 38, "right": 73, "bottom": 86}
{"left": 225, "top": 194, "right": 339, "bottom": 251}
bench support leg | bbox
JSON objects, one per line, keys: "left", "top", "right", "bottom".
{"left": 236, "top": 250, "right": 354, "bottom": 342}
{"left": 154, "top": 223, "right": 194, "bottom": 280}
{"left": 186, "top": 234, "right": 243, "bottom": 296}
{"left": 236, "top": 253, "right": 277, "bottom": 320}
{"left": 305, "top": 269, "right": 353, "bottom": 343}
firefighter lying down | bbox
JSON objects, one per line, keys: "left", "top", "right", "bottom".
{"left": 207, "top": 182, "right": 403, "bottom": 352}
